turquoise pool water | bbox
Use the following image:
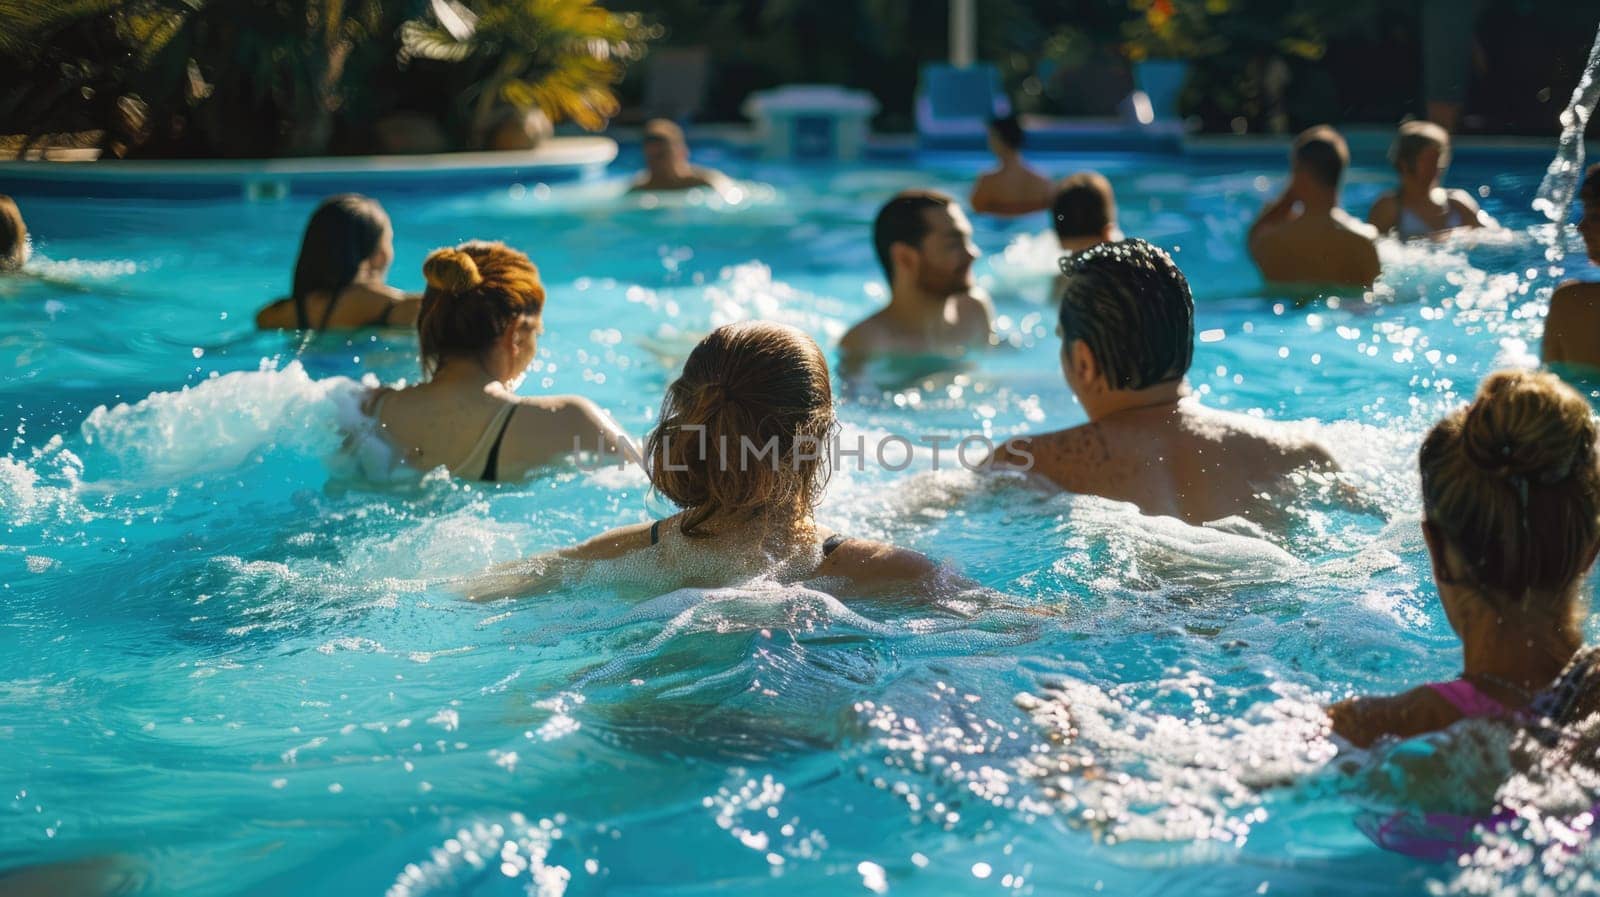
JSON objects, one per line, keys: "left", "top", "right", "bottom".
{"left": 2, "top": 147, "right": 1598, "bottom": 896}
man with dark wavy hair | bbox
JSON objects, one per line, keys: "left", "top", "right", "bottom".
{"left": 988, "top": 238, "right": 1335, "bottom": 527}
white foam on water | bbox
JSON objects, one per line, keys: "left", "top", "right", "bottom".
{"left": 1014, "top": 677, "right": 1338, "bottom": 845}
{"left": 79, "top": 360, "right": 362, "bottom": 484}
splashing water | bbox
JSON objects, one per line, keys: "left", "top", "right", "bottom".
{"left": 1533, "top": 25, "right": 1600, "bottom": 227}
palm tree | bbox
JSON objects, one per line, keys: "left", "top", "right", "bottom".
{"left": 399, "top": 0, "right": 649, "bottom": 141}
{"left": 0, "top": 0, "right": 649, "bottom": 157}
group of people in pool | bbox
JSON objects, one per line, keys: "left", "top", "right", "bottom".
{"left": 973, "top": 115, "right": 1497, "bottom": 290}
{"left": 7, "top": 123, "right": 1600, "bottom": 815}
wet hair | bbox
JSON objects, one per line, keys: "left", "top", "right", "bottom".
{"left": 645, "top": 321, "right": 836, "bottom": 538}
{"left": 1419, "top": 370, "right": 1600, "bottom": 608}
{"left": 1052, "top": 172, "right": 1117, "bottom": 241}
{"left": 417, "top": 241, "right": 546, "bottom": 378}
{"left": 1390, "top": 120, "right": 1451, "bottom": 174}
{"left": 873, "top": 190, "right": 954, "bottom": 281}
{"left": 0, "top": 195, "right": 26, "bottom": 271}
{"left": 1292, "top": 125, "right": 1349, "bottom": 189}
{"left": 1057, "top": 238, "right": 1193, "bottom": 390}
{"left": 292, "top": 194, "right": 390, "bottom": 303}
{"left": 989, "top": 115, "right": 1024, "bottom": 151}
{"left": 1581, "top": 163, "right": 1600, "bottom": 209}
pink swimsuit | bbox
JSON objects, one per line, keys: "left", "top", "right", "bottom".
{"left": 1359, "top": 659, "right": 1599, "bottom": 862}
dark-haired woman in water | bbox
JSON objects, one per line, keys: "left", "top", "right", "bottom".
{"left": 351, "top": 240, "right": 636, "bottom": 482}
{"left": 256, "top": 194, "right": 420, "bottom": 330}
{"left": 467, "top": 320, "right": 960, "bottom": 600}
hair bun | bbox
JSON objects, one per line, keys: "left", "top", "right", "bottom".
{"left": 423, "top": 248, "right": 483, "bottom": 293}
{"left": 1460, "top": 370, "right": 1595, "bottom": 482}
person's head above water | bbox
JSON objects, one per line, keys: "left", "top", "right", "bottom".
{"left": 642, "top": 118, "right": 689, "bottom": 174}
{"left": 0, "top": 195, "right": 27, "bottom": 272}
{"left": 1052, "top": 172, "right": 1118, "bottom": 253}
{"left": 417, "top": 241, "right": 547, "bottom": 380}
{"left": 872, "top": 190, "right": 978, "bottom": 298}
{"left": 1419, "top": 370, "right": 1600, "bottom": 637}
{"left": 987, "top": 115, "right": 1024, "bottom": 158}
{"left": 646, "top": 321, "right": 836, "bottom": 537}
{"left": 1056, "top": 238, "right": 1193, "bottom": 396}
{"left": 1578, "top": 163, "right": 1600, "bottom": 264}
{"left": 293, "top": 194, "right": 393, "bottom": 302}
{"left": 1390, "top": 119, "right": 1451, "bottom": 190}
{"left": 1289, "top": 125, "right": 1349, "bottom": 195}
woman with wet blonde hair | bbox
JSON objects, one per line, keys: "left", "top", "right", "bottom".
{"left": 351, "top": 240, "right": 635, "bottom": 482}
{"left": 467, "top": 321, "right": 956, "bottom": 600}
{"left": 1330, "top": 369, "right": 1600, "bottom": 748}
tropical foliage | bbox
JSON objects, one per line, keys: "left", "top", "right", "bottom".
{"left": 0, "top": 0, "right": 651, "bottom": 158}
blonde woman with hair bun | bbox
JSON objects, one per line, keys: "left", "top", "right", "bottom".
{"left": 350, "top": 240, "right": 637, "bottom": 482}
{"left": 1330, "top": 369, "right": 1600, "bottom": 750}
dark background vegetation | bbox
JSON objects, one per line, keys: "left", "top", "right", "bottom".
{"left": 1, "top": 0, "right": 1596, "bottom": 159}
{"left": 616, "top": 0, "right": 1600, "bottom": 136}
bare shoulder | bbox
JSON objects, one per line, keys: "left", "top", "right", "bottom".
{"left": 1327, "top": 685, "right": 1460, "bottom": 749}
{"left": 992, "top": 423, "right": 1109, "bottom": 490}
{"left": 1367, "top": 192, "right": 1399, "bottom": 229}
{"left": 815, "top": 537, "right": 945, "bottom": 593}
{"left": 255, "top": 297, "right": 294, "bottom": 329}
{"left": 958, "top": 288, "right": 996, "bottom": 328}
{"left": 839, "top": 311, "right": 889, "bottom": 353}
{"left": 561, "top": 521, "right": 655, "bottom": 562}
{"left": 1551, "top": 279, "right": 1600, "bottom": 310}
{"left": 1334, "top": 209, "right": 1380, "bottom": 243}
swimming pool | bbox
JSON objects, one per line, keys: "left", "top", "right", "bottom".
{"left": 2, "top": 144, "right": 1597, "bottom": 896}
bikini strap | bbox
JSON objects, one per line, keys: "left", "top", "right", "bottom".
{"left": 1426, "top": 679, "right": 1512, "bottom": 720}
{"left": 480, "top": 405, "right": 518, "bottom": 483}
{"left": 319, "top": 285, "right": 348, "bottom": 330}
{"left": 649, "top": 520, "right": 662, "bottom": 545}
{"left": 293, "top": 292, "right": 311, "bottom": 331}
{"left": 822, "top": 533, "right": 848, "bottom": 556}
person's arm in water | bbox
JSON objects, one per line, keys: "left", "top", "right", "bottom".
{"left": 497, "top": 395, "right": 642, "bottom": 477}
{"left": 1327, "top": 687, "right": 1463, "bottom": 749}
{"left": 255, "top": 298, "right": 296, "bottom": 329}
{"left": 458, "top": 521, "right": 653, "bottom": 602}
{"left": 1366, "top": 193, "right": 1400, "bottom": 235}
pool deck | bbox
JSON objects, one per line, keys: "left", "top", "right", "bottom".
{"left": 0, "top": 125, "right": 1585, "bottom": 200}
{"left": 0, "top": 137, "right": 618, "bottom": 200}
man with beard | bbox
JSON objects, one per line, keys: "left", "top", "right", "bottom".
{"left": 840, "top": 190, "right": 995, "bottom": 374}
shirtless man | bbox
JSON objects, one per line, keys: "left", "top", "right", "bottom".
{"left": 969, "top": 116, "right": 1054, "bottom": 217}
{"left": 629, "top": 119, "right": 732, "bottom": 193}
{"left": 990, "top": 238, "right": 1336, "bottom": 527}
{"left": 1248, "top": 125, "right": 1381, "bottom": 289}
{"left": 1543, "top": 164, "right": 1600, "bottom": 369}
{"left": 839, "top": 190, "right": 995, "bottom": 371}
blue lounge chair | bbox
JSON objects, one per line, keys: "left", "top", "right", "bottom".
{"left": 915, "top": 63, "right": 1011, "bottom": 150}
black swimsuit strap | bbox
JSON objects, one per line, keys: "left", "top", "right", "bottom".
{"left": 480, "top": 406, "right": 518, "bottom": 483}
{"left": 319, "top": 286, "right": 347, "bottom": 330}
{"left": 293, "top": 292, "right": 311, "bottom": 330}
{"left": 822, "top": 533, "right": 847, "bottom": 556}
{"left": 649, "top": 520, "right": 662, "bottom": 545}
